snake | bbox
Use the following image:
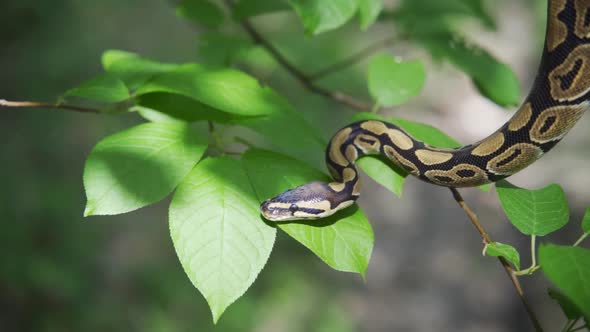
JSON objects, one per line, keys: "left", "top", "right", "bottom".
{"left": 261, "top": 0, "right": 590, "bottom": 222}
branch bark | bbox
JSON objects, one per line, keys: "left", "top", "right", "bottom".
{"left": 0, "top": 99, "right": 99, "bottom": 113}
{"left": 449, "top": 188, "right": 544, "bottom": 332}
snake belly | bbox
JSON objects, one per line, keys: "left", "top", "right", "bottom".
{"left": 261, "top": 0, "right": 590, "bottom": 222}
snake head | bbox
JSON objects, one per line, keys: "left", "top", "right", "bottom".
{"left": 260, "top": 181, "right": 336, "bottom": 222}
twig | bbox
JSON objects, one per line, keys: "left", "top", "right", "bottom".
{"left": 308, "top": 36, "right": 398, "bottom": 81}
{"left": 0, "top": 99, "right": 99, "bottom": 113}
{"left": 449, "top": 188, "right": 544, "bottom": 332}
{"left": 235, "top": 14, "right": 374, "bottom": 112}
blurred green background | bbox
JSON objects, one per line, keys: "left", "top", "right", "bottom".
{"left": 1, "top": 0, "right": 589, "bottom": 331}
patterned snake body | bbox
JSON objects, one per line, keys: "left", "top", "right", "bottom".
{"left": 261, "top": 0, "right": 590, "bottom": 221}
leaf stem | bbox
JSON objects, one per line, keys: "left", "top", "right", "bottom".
{"left": 573, "top": 233, "right": 588, "bottom": 247}
{"left": 531, "top": 235, "right": 537, "bottom": 267}
{"left": 0, "top": 99, "right": 99, "bottom": 113}
{"left": 449, "top": 187, "right": 544, "bottom": 332}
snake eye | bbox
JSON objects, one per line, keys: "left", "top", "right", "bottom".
{"left": 289, "top": 204, "right": 299, "bottom": 212}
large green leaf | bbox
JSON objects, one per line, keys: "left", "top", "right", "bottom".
{"left": 367, "top": 54, "right": 426, "bottom": 106}
{"left": 288, "top": 0, "right": 358, "bottom": 35}
{"left": 392, "top": 0, "right": 495, "bottom": 31}
{"left": 137, "top": 93, "right": 232, "bottom": 123}
{"left": 102, "top": 50, "right": 177, "bottom": 90}
{"left": 63, "top": 73, "right": 130, "bottom": 103}
{"left": 176, "top": 0, "right": 224, "bottom": 28}
{"left": 358, "top": 0, "right": 382, "bottom": 30}
{"left": 242, "top": 149, "right": 373, "bottom": 276}
{"left": 236, "top": 109, "right": 326, "bottom": 170}
{"left": 540, "top": 245, "right": 590, "bottom": 318}
{"left": 484, "top": 242, "right": 520, "bottom": 270}
{"left": 84, "top": 122, "right": 207, "bottom": 216}
{"left": 169, "top": 157, "right": 276, "bottom": 323}
{"left": 136, "top": 64, "right": 286, "bottom": 117}
{"left": 496, "top": 181, "right": 569, "bottom": 236}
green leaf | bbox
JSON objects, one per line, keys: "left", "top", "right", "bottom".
{"left": 418, "top": 32, "right": 520, "bottom": 107}
{"left": 358, "top": 0, "right": 382, "bottom": 30}
{"left": 169, "top": 157, "right": 276, "bottom": 323}
{"left": 540, "top": 245, "right": 590, "bottom": 319}
{"left": 288, "top": 0, "right": 358, "bottom": 35}
{"left": 137, "top": 93, "right": 232, "bottom": 123}
{"left": 236, "top": 109, "right": 326, "bottom": 170}
{"left": 197, "top": 31, "right": 253, "bottom": 66}
{"left": 367, "top": 54, "right": 426, "bottom": 106}
{"left": 233, "top": 0, "right": 289, "bottom": 19}
{"left": 242, "top": 149, "right": 373, "bottom": 276}
{"left": 496, "top": 181, "right": 569, "bottom": 236}
{"left": 84, "top": 122, "right": 207, "bottom": 216}
{"left": 102, "top": 50, "right": 177, "bottom": 90}
{"left": 356, "top": 156, "right": 406, "bottom": 197}
{"left": 176, "top": 0, "right": 224, "bottom": 28}
{"left": 582, "top": 208, "right": 590, "bottom": 233}
{"left": 136, "top": 64, "right": 286, "bottom": 116}
{"left": 63, "top": 74, "right": 130, "bottom": 103}
{"left": 548, "top": 288, "right": 584, "bottom": 320}
{"left": 484, "top": 242, "right": 520, "bottom": 270}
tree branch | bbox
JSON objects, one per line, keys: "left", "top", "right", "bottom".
{"left": 0, "top": 99, "right": 99, "bottom": 113}
{"left": 449, "top": 188, "right": 544, "bottom": 332}
{"left": 236, "top": 17, "right": 374, "bottom": 112}
{"left": 308, "top": 36, "right": 398, "bottom": 81}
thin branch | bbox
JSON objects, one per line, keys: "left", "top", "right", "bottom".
{"left": 234, "top": 14, "right": 374, "bottom": 112}
{"left": 0, "top": 99, "right": 99, "bottom": 113}
{"left": 308, "top": 36, "right": 398, "bottom": 81}
{"left": 449, "top": 188, "right": 544, "bottom": 332}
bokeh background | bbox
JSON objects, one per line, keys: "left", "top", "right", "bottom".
{"left": 1, "top": 0, "right": 589, "bottom": 331}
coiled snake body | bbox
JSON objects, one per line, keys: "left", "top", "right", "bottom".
{"left": 261, "top": 0, "right": 590, "bottom": 221}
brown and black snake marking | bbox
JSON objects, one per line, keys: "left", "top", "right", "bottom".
{"left": 261, "top": 0, "right": 590, "bottom": 222}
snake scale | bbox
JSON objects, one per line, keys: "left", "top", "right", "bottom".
{"left": 261, "top": 0, "right": 590, "bottom": 221}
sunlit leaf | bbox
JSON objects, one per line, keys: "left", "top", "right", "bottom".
{"left": 242, "top": 149, "right": 373, "bottom": 276}
{"left": 367, "top": 54, "right": 425, "bottom": 106}
{"left": 540, "top": 245, "right": 590, "bottom": 319}
{"left": 288, "top": 0, "right": 358, "bottom": 35}
{"left": 84, "top": 122, "right": 207, "bottom": 216}
{"left": 63, "top": 74, "right": 130, "bottom": 103}
{"left": 136, "top": 64, "right": 288, "bottom": 116}
{"left": 176, "top": 0, "right": 224, "bottom": 28}
{"left": 496, "top": 181, "right": 569, "bottom": 236}
{"left": 102, "top": 50, "right": 177, "bottom": 90}
{"left": 169, "top": 157, "right": 276, "bottom": 323}
{"left": 356, "top": 157, "right": 406, "bottom": 197}
{"left": 358, "top": 0, "right": 382, "bottom": 30}
{"left": 137, "top": 93, "right": 232, "bottom": 123}
{"left": 484, "top": 242, "right": 520, "bottom": 270}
